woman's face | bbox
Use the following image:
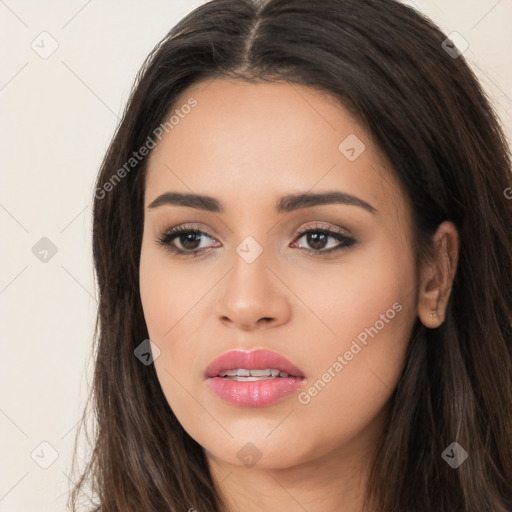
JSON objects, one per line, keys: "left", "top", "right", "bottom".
{"left": 139, "top": 78, "right": 420, "bottom": 470}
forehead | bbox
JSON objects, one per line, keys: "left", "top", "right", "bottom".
{"left": 144, "top": 78, "right": 409, "bottom": 222}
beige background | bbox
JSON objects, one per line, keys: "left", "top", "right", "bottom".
{"left": 0, "top": 1, "right": 510, "bottom": 511}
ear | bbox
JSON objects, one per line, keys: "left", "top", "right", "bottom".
{"left": 417, "top": 221, "right": 459, "bottom": 328}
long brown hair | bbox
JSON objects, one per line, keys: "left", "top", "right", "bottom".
{"left": 69, "top": 0, "right": 512, "bottom": 510}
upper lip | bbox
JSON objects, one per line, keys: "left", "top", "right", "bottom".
{"left": 205, "top": 349, "right": 305, "bottom": 378}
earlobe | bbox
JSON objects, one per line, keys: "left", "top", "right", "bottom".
{"left": 417, "top": 221, "right": 459, "bottom": 328}
{"left": 418, "top": 281, "right": 443, "bottom": 328}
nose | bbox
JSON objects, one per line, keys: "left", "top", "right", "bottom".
{"left": 215, "top": 249, "right": 291, "bottom": 331}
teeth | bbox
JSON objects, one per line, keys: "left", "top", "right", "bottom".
{"left": 231, "top": 376, "right": 273, "bottom": 381}
{"left": 249, "top": 369, "right": 272, "bottom": 377}
{"left": 218, "top": 368, "right": 293, "bottom": 378}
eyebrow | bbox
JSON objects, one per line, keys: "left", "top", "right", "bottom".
{"left": 147, "top": 191, "right": 377, "bottom": 215}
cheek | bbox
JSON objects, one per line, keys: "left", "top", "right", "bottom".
{"left": 139, "top": 243, "right": 204, "bottom": 424}
{"left": 293, "top": 242, "right": 417, "bottom": 438}
{"left": 139, "top": 240, "right": 193, "bottom": 339}
{"left": 139, "top": 239, "right": 210, "bottom": 380}
{"left": 292, "top": 235, "right": 416, "bottom": 350}
{"left": 139, "top": 247, "right": 167, "bottom": 338}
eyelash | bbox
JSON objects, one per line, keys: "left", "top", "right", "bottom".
{"left": 156, "top": 223, "right": 356, "bottom": 258}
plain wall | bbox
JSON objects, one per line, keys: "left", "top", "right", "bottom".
{"left": 0, "top": 1, "right": 510, "bottom": 510}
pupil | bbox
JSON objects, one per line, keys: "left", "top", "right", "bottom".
{"left": 180, "top": 233, "right": 201, "bottom": 250}
{"left": 308, "top": 232, "right": 327, "bottom": 250}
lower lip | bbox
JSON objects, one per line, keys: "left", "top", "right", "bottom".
{"left": 206, "top": 376, "right": 306, "bottom": 407}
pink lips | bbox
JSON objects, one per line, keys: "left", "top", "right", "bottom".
{"left": 205, "top": 349, "right": 307, "bottom": 407}
{"left": 205, "top": 349, "right": 305, "bottom": 378}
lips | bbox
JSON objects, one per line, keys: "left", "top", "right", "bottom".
{"left": 205, "top": 349, "right": 305, "bottom": 379}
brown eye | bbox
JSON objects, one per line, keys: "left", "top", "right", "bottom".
{"left": 157, "top": 225, "right": 219, "bottom": 256}
{"left": 291, "top": 225, "right": 356, "bottom": 254}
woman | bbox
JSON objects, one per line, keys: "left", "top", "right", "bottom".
{"left": 70, "top": 0, "right": 512, "bottom": 510}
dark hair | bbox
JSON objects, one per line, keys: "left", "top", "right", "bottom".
{"left": 69, "top": 0, "right": 512, "bottom": 510}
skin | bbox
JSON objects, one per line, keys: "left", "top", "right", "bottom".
{"left": 139, "top": 78, "right": 459, "bottom": 512}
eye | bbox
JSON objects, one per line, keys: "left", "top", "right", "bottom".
{"left": 290, "top": 223, "right": 356, "bottom": 255}
{"left": 156, "top": 222, "right": 356, "bottom": 257}
{"left": 156, "top": 224, "right": 219, "bottom": 257}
